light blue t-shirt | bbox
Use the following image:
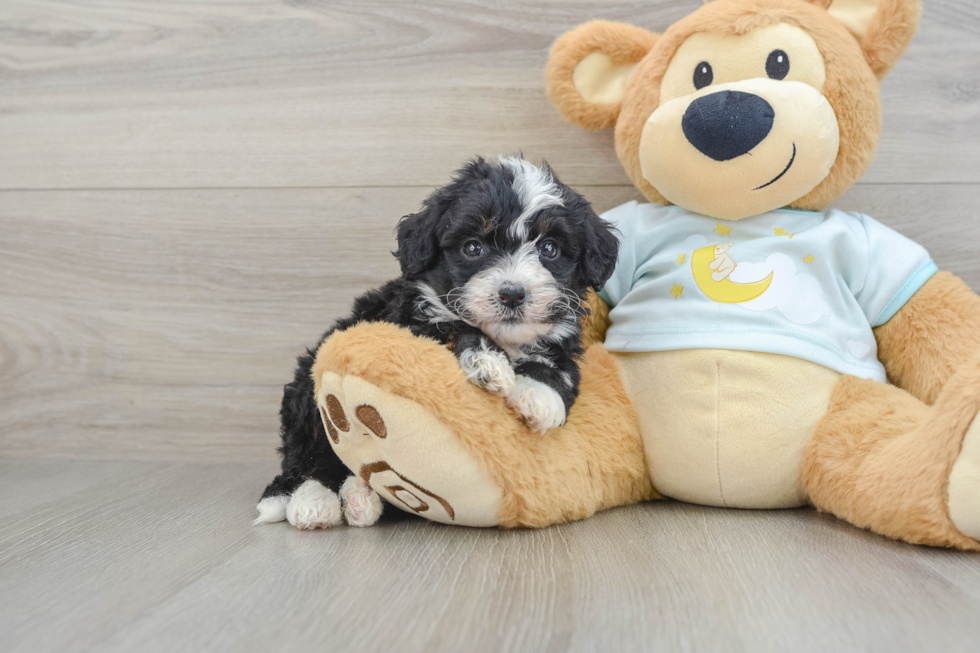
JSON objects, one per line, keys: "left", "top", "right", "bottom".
{"left": 598, "top": 202, "right": 937, "bottom": 381}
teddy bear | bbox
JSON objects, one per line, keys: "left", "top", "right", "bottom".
{"left": 309, "top": 0, "right": 980, "bottom": 549}
{"left": 707, "top": 243, "right": 737, "bottom": 282}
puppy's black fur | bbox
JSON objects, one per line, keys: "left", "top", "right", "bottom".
{"left": 260, "top": 156, "right": 619, "bottom": 520}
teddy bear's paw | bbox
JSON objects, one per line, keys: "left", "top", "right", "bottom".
{"left": 948, "top": 416, "right": 980, "bottom": 540}
{"left": 285, "top": 479, "right": 343, "bottom": 530}
{"left": 458, "top": 345, "right": 516, "bottom": 397}
{"left": 506, "top": 375, "right": 566, "bottom": 434}
{"left": 317, "top": 372, "right": 504, "bottom": 526}
{"left": 339, "top": 475, "right": 383, "bottom": 527}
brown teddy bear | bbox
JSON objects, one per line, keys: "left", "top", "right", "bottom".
{"left": 311, "top": 0, "right": 980, "bottom": 549}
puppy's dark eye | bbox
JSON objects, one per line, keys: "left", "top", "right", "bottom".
{"left": 539, "top": 240, "right": 560, "bottom": 260}
{"left": 462, "top": 239, "right": 484, "bottom": 258}
{"left": 766, "top": 49, "right": 790, "bottom": 80}
{"left": 693, "top": 61, "right": 713, "bottom": 90}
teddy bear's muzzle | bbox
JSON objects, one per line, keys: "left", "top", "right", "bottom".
{"left": 639, "top": 78, "right": 839, "bottom": 221}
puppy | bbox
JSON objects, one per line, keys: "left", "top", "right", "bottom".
{"left": 255, "top": 155, "right": 619, "bottom": 529}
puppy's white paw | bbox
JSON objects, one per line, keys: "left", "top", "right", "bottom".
{"left": 507, "top": 375, "right": 566, "bottom": 434}
{"left": 459, "top": 344, "right": 516, "bottom": 396}
{"left": 340, "top": 475, "right": 384, "bottom": 527}
{"left": 286, "top": 479, "right": 343, "bottom": 530}
{"left": 253, "top": 494, "right": 289, "bottom": 525}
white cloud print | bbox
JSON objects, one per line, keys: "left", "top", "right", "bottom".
{"left": 681, "top": 234, "right": 708, "bottom": 251}
{"left": 730, "top": 253, "right": 830, "bottom": 325}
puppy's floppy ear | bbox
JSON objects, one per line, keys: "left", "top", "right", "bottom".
{"left": 395, "top": 207, "right": 441, "bottom": 276}
{"left": 546, "top": 21, "right": 658, "bottom": 131}
{"left": 809, "top": 0, "right": 921, "bottom": 79}
{"left": 579, "top": 211, "right": 620, "bottom": 291}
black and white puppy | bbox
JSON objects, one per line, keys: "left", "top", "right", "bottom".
{"left": 255, "top": 155, "right": 619, "bottom": 529}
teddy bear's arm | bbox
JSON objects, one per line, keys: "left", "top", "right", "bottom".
{"left": 874, "top": 272, "right": 980, "bottom": 404}
{"left": 580, "top": 290, "right": 611, "bottom": 349}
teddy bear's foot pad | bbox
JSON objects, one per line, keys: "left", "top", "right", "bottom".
{"left": 949, "top": 415, "right": 980, "bottom": 540}
{"left": 317, "top": 371, "right": 503, "bottom": 526}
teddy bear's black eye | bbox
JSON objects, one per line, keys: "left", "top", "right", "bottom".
{"left": 693, "top": 61, "right": 714, "bottom": 90}
{"left": 766, "top": 49, "right": 790, "bottom": 80}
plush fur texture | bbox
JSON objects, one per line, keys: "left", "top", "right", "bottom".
{"left": 860, "top": 0, "right": 922, "bottom": 79}
{"left": 312, "top": 323, "right": 656, "bottom": 527}
{"left": 580, "top": 290, "right": 611, "bottom": 349}
{"left": 259, "top": 156, "right": 619, "bottom": 524}
{"left": 873, "top": 273, "right": 980, "bottom": 405}
{"left": 545, "top": 0, "right": 921, "bottom": 213}
{"left": 805, "top": 349, "right": 980, "bottom": 550}
{"left": 545, "top": 21, "right": 658, "bottom": 130}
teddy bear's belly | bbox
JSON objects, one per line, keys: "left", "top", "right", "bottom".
{"left": 613, "top": 349, "right": 841, "bottom": 508}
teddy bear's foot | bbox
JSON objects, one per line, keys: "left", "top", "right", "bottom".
{"left": 312, "top": 322, "right": 655, "bottom": 528}
{"left": 339, "top": 475, "right": 383, "bottom": 527}
{"left": 316, "top": 370, "right": 504, "bottom": 526}
{"left": 948, "top": 417, "right": 980, "bottom": 540}
{"left": 285, "top": 479, "right": 343, "bottom": 530}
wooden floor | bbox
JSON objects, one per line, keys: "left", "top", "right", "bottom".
{"left": 3, "top": 460, "right": 980, "bottom": 653}
{"left": 2, "top": 1, "right": 980, "bottom": 651}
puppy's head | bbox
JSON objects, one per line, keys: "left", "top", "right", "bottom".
{"left": 396, "top": 155, "right": 618, "bottom": 345}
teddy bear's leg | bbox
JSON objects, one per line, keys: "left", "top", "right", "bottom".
{"left": 803, "top": 351, "right": 980, "bottom": 550}
{"left": 312, "top": 322, "right": 654, "bottom": 528}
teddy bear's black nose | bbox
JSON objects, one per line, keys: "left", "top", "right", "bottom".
{"left": 682, "top": 91, "right": 774, "bottom": 161}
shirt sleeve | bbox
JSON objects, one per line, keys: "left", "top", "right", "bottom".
{"left": 596, "top": 201, "right": 639, "bottom": 308}
{"left": 854, "top": 214, "right": 937, "bottom": 327}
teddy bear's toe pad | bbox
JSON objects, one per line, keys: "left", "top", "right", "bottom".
{"left": 317, "top": 373, "right": 503, "bottom": 527}
{"left": 949, "top": 416, "right": 980, "bottom": 540}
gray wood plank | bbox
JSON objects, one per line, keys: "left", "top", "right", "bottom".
{"left": 0, "top": 185, "right": 639, "bottom": 461}
{"left": 0, "top": 460, "right": 978, "bottom": 653}
{"left": 0, "top": 0, "right": 977, "bottom": 189}
{"left": 1, "top": 183, "right": 977, "bottom": 461}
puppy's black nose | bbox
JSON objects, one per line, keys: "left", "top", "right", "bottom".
{"left": 682, "top": 91, "right": 774, "bottom": 161}
{"left": 498, "top": 286, "right": 526, "bottom": 309}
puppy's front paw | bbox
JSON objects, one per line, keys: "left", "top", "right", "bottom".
{"left": 340, "top": 475, "right": 383, "bottom": 527}
{"left": 506, "top": 375, "right": 567, "bottom": 434}
{"left": 458, "top": 345, "right": 516, "bottom": 396}
{"left": 286, "top": 479, "right": 342, "bottom": 530}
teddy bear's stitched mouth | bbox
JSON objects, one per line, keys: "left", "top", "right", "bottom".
{"left": 753, "top": 143, "right": 797, "bottom": 191}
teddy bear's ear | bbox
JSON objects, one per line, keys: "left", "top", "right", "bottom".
{"left": 546, "top": 21, "right": 658, "bottom": 131}
{"left": 811, "top": 0, "right": 922, "bottom": 79}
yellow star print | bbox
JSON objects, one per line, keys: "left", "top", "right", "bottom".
{"left": 803, "top": 255, "right": 815, "bottom": 264}
{"left": 713, "top": 222, "right": 732, "bottom": 236}
{"left": 774, "top": 227, "right": 796, "bottom": 239}
{"left": 676, "top": 253, "right": 686, "bottom": 265}
{"left": 670, "top": 283, "right": 684, "bottom": 299}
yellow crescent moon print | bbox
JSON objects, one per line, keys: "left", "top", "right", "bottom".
{"left": 691, "top": 246, "right": 773, "bottom": 304}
